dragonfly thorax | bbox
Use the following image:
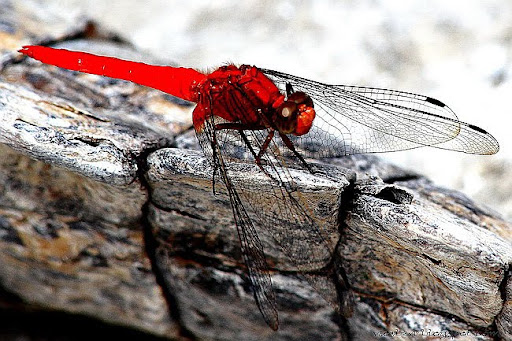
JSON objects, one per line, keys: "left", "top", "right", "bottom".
{"left": 191, "top": 64, "right": 316, "bottom": 136}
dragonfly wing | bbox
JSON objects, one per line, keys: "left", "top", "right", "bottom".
{"left": 261, "top": 68, "right": 499, "bottom": 156}
{"left": 195, "top": 112, "right": 339, "bottom": 325}
{"left": 202, "top": 123, "right": 336, "bottom": 270}
{"left": 196, "top": 116, "right": 279, "bottom": 330}
{"left": 221, "top": 128, "right": 341, "bottom": 311}
{"left": 226, "top": 177, "right": 280, "bottom": 330}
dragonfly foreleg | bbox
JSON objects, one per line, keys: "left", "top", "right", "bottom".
{"left": 279, "top": 132, "right": 315, "bottom": 174}
{"left": 241, "top": 130, "right": 279, "bottom": 182}
{"left": 214, "top": 122, "right": 262, "bottom": 162}
{"left": 215, "top": 122, "right": 278, "bottom": 181}
{"left": 256, "top": 129, "right": 275, "bottom": 165}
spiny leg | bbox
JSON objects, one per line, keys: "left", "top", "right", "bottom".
{"left": 240, "top": 130, "right": 279, "bottom": 181}
{"left": 256, "top": 129, "right": 275, "bottom": 166}
{"left": 214, "top": 122, "right": 277, "bottom": 180}
{"left": 279, "top": 132, "right": 315, "bottom": 174}
{"left": 214, "top": 122, "right": 265, "bottom": 131}
{"left": 214, "top": 122, "right": 261, "bottom": 160}
{"left": 213, "top": 123, "right": 275, "bottom": 169}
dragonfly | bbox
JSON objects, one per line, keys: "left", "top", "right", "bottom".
{"left": 19, "top": 45, "right": 499, "bottom": 330}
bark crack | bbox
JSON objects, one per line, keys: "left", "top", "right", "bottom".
{"left": 353, "top": 290, "right": 500, "bottom": 335}
{"left": 135, "top": 146, "right": 197, "bottom": 341}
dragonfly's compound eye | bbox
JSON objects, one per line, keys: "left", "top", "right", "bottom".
{"left": 275, "top": 101, "right": 298, "bottom": 134}
{"left": 287, "top": 92, "right": 315, "bottom": 136}
{"left": 275, "top": 91, "right": 316, "bottom": 135}
{"left": 288, "top": 91, "right": 314, "bottom": 108}
{"left": 295, "top": 104, "right": 316, "bottom": 136}
{"left": 280, "top": 102, "right": 297, "bottom": 119}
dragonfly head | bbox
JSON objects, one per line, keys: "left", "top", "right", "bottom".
{"left": 275, "top": 91, "right": 316, "bottom": 136}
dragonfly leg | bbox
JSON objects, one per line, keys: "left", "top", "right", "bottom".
{"left": 214, "top": 122, "right": 264, "bottom": 163}
{"left": 214, "top": 122, "right": 278, "bottom": 180}
{"left": 240, "top": 129, "right": 279, "bottom": 182}
{"left": 256, "top": 129, "right": 275, "bottom": 162}
{"left": 279, "top": 132, "right": 315, "bottom": 174}
{"left": 214, "top": 122, "right": 265, "bottom": 131}
{"left": 254, "top": 129, "right": 275, "bottom": 173}
{"left": 212, "top": 157, "right": 219, "bottom": 195}
{"left": 209, "top": 127, "right": 221, "bottom": 195}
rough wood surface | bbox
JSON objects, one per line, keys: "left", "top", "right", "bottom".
{"left": 0, "top": 2, "right": 511, "bottom": 340}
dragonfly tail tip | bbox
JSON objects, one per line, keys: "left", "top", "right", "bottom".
{"left": 18, "top": 45, "right": 34, "bottom": 57}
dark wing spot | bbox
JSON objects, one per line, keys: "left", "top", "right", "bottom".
{"left": 467, "top": 123, "right": 488, "bottom": 134}
{"left": 425, "top": 96, "right": 445, "bottom": 107}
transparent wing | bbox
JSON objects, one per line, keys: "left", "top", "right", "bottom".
{"left": 197, "top": 116, "right": 279, "bottom": 330}
{"left": 196, "top": 114, "right": 338, "bottom": 329}
{"left": 198, "top": 119, "right": 335, "bottom": 270}
{"left": 230, "top": 131, "right": 335, "bottom": 271}
{"left": 261, "top": 68, "right": 499, "bottom": 157}
{"left": 224, "top": 172, "right": 280, "bottom": 330}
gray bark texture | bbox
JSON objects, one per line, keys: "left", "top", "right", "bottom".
{"left": 0, "top": 1, "right": 511, "bottom": 340}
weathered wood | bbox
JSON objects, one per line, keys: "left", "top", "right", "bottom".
{"left": 342, "top": 178, "right": 510, "bottom": 339}
{"left": 499, "top": 274, "right": 512, "bottom": 340}
{"left": 0, "top": 3, "right": 511, "bottom": 340}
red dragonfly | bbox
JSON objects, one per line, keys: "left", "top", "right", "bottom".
{"left": 19, "top": 45, "right": 499, "bottom": 330}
